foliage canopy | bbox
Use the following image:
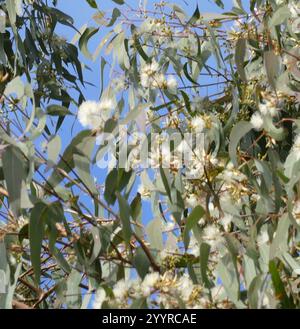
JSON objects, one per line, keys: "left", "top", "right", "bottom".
{"left": 0, "top": 0, "right": 300, "bottom": 309}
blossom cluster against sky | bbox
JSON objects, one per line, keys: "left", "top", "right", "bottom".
{"left": 52, "top": 0, "right": 231, "bottom": 226}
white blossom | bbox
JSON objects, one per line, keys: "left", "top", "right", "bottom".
{"left": 202, "top": 225, "right": 222, "bottom": 249}
{"left": 190, "top": 116, "right": 205, "bottom": 133}
{"left": 220, "top": 213, "right": 233, "bottom": 232}
{"left": 177, "top": 274, "right": 194, "bottom": 302}
{"left": 151, "top": 73, "right": 166, "bottom": 89}
{"left": 166, "top": 76, "right": 178, "bottom": 91}
{"left": 258, "top": 102, "right": 278, "bottom": 117}
{"left": 250, "top": 112, "right": 264, "bottom": 130}
{"left": 78, "top": 98, "right": 114, "bottom": 129}
{"left": 189, "top": 234, "right": 200, "bottom": 257}
{"left": 78, "top": 100, "right": 100, "bottom": 128}
{"left": 113, "top": 279, "right": 128, "bottom": 301}
{"left": 141, "top": 272, "right": 160, "bottom": 296}
{"left": 185, "top": 193, "right": 199, "bottom": 208}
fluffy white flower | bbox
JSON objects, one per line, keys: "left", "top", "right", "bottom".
{"left": 208, "top": 202, "right": 219, "bottom": 218}
{"left": 141, "top": 272, "right": 160, "bottom": 296}
{"left": 259, "top": 102, "right": 278, "bottom": 117}
{"left": 113, "top": 279, "right": 128, "bottom": 301}
{"left": 151, "top": 73, "right": 166, "bottom": 89}
{"left": 220, "top": 213, "right": 233, "bottom": 232}
{"left": 250, "top": 112, "right": 264, "bottom": 130}
{"left": 93, "top": 288, "right": 106, "bottom": 309}
{"left": 78, "top": 100, "right": 100, "bottom": 128}
{"left": 166, "top": 76, "right": 178, "bottom": 91}
{"left": 141, "top": 60, "right": 162, "bottom": 88}
{"left": 98, "top": 98, "right": 114, "bottom": 111}
{"left": 185, "top": 193, "right": 199, "bottom": 208}
{"left": 190, "top": 116, "right": 205, "bottom": 133}
{"left": 185, "top": 152, "right": 205, "bottom": 179}
{"left": 78, "top": 98, "right": 114, "bottom": 129}
{"left": 177, "top": 274, "right": 194, "bottom": 302}
{"left": 189, "top": 234, "right": 200, "bottom": 257}
{"left": 202, "top": 225, "right": 222, "bottom": 249}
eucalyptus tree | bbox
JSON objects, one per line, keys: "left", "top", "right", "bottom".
{"left": 0, "top": 0, "right": 300, "bottom": 309}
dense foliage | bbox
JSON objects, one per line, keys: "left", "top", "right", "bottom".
{"left": 0, "top": 0, "right": 300, "bottom": 309}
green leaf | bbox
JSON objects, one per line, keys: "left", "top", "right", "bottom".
{"left": 229, "top": 121, "right": 253, "bottom": 166}
{"left": 200, "top": 242, "right": 213, "bottom": 288}
{"left": 104, "top": 169, "right": 118, "bottom": 205}
{"left": 29, "top": 202, "right": 48, "bottom": 285}
{"left": 133, "top": 248, "right": 151, "bottom": 279}
{"left": 107, "top": 8, "right": 121, "bottom": 27}
{"left": 65, "top": 269, "right": 82, "bottom": 309}
{"left": 99, "top": 57, "right": 107, "bottom": 98}
{"left": 146, "top": 218, "right": 163, "bottom": 252}
{"left": 112, "top": 0, "right": 125, "bottom": 4}
{"left": 116, "top": 192, "right": 132, "bottom": 245}
{"left": 183, "top": 205, "right": 205, "bottom": 248}
{"left": 269, "top": 5, "right": 290, "bottom": 27}
{"left": 188, "top": 5, "right": 200, "bottom": 25}
{"left": 89, "top": 227, "right": 102, "bottom": 264}
{"left": 6, "top": 0, "right": 16, "bottom": 25}
{"left": 270, "top": 214, "right": 289, "bottom": 260}
{"left": 269, "top": 260, "right": 294, "bottom": 308}
{"left": 264, "top": 50, "right": 281, "bottom": 91}
{"left": 47, "top": 105, "right": 73, "bottom": 116}
{"left": 133, "top": 34, "right": 149, "bottom": 63}
{"left": 2, "top": 145, "right": 31, "bottom": 216}
{"left": 159, "top": 166, "right": 172, "bottom": 203}
{"left": 86, "top": 0, "right": 98, "bottom": 8}
{"left": 73, "top": 135, "right": 98, "bottom": 195}
{"left": 183, "top": 62, "right": 199, "bottom": 85}
{"left": 29, "top": 201, "right": 66, "bottom": 285}
{"left": 48, "top": 130, "right": 94, "bottom": 189}
{"left": 79, "top": 27, "right": 99, "bottom": 60}
{"left": 47, "top": 135, "right": 62, "bottom": 165}
{"left": 235, "top": 38, "right": 247, "bottom": 82}
{"left": 247, "top": 274, "right": 264, "bottom": 309}
{"left": 213, "top": 0, "right": 224, "bottom": 9}
{"left": 217, "top": 254, "right": 240, "bottom": 305}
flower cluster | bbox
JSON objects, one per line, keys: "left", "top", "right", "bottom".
{"left": 78, "top": 98, "right": 114, "bottom": 129}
